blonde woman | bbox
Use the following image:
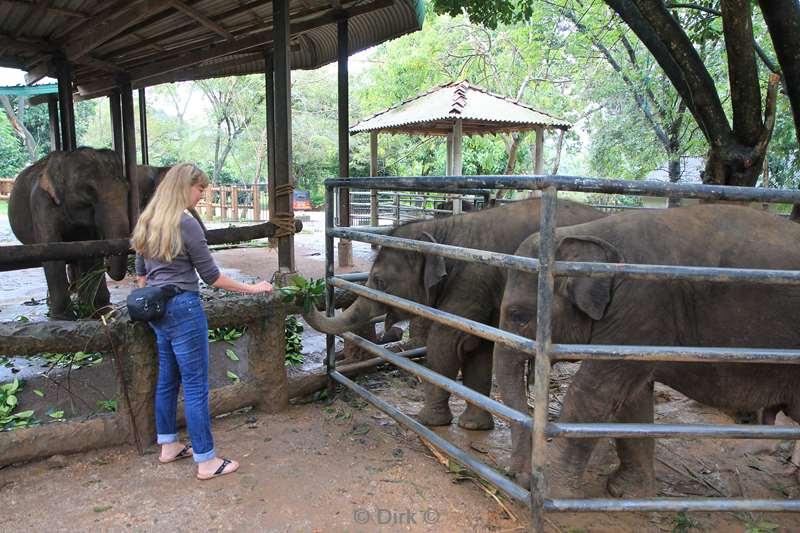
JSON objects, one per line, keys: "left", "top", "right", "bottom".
{"left": 132, "top": 163, "right": 272, "bottom": 480}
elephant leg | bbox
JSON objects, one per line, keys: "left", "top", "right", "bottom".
{"left": 43, "top": 260, "right": 73, "bottom": 320}
{"left": 551, "top": 361, "right": 653, "bottom": 497}
{"left": 457, "top": 339, "right": 494, "bottom": 430}
{"left": 415, "top": 323, "right": 460, "bottom": 427}
{"left": 493, "top": 345, "right": 530, "bottom": 486}
{"left": 607, "top": 381, "right": 656, "bottom": 498}
{"left": 73, "top": 259, "right": 110, "bottom": 317}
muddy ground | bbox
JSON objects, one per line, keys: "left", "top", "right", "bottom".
{"left": 3, "top": 211, "right": 800, "bottom": 531}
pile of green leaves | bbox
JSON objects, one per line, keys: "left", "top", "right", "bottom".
{"left": 40, "top": 350, "right": 103, "bottom": 370}
{"left": 208, "top": 325, "right": 246, "bottom": 343}
{"left": 284, "top": 315, "right": 304, "bottom": 366}
{"left": 0, "top": 379, "right": 35, "bottom": 430}
{"left": 278, "top": 276, "right": 326, "bottom": 313}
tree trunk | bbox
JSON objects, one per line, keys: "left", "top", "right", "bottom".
{"left": 667, "top": 156, "right": 681, "bottom": 207}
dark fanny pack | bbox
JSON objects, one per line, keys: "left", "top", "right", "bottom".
{"left": 127, "top": 285, "right": 183, "bottom": 322}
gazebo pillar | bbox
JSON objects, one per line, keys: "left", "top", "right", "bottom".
{"left": 337, "top": 16, "right": 353, "bottom": 267}
{"left": 46, "top": 95, "right": 61, "bottom": 152}
{"left": 369, "top": 131, "right": 379, "bottom": 227}
{"left": 534, "top": 125, "right": 545, "bottom": 174}
{"left": 55, "top": 58, "right": 76, "bottom": 152}
{"left": 451, "top": 119, "right": 463, "bottom": 214}
{"left": 109, "top": 91, "right": 123, "bottom": 159}
{"left": 273, "top": 0, "right": 296, "bottom": 274}
{"left": 445, "top": 133, "right": 453, "bottom": 175}
{"left": 120, "top": 79, "right": 139, "bottom": 230}
{"left": 264, "top": 49, "right": 276, "bottom": 231}
{"left": 138, "top": 88, "right": 149, "bottom": 166}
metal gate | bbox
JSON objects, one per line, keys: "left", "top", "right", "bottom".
{"left": 324, "top": 175, "right": 800, "bottom": 532}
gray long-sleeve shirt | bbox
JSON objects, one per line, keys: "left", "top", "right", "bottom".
{"left": 135, "top": 213, "right": 220, "bottom": 292}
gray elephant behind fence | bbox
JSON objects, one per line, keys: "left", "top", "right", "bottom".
{"left": 494, "top": 204, "right": 800, "bottom": 496}
{"left": 304, "top": 197, "right": 604, "bottom": 430}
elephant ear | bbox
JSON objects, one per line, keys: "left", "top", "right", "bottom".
{"left": 37, "top": 163, "right": 62, "bottom": 206}
{"left": 555, "top": 236, "right": 623, "bottom": 321}
{"left": 419, "top": 231, "right": 447, "bottom": 305}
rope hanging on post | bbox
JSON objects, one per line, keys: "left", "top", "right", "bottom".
{"left": 269, "top": 183, "right": 296, "bottom": 238}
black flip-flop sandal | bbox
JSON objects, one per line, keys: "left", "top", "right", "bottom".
{"left": 159, "top": 443, "right": 193, "bottom": 464}
{"left": 197, "top": 458, "right": 239, "bottom": 480}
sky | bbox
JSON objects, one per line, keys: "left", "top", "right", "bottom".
{"left": 0, "top": 67, "right": 55, "bottom": 86}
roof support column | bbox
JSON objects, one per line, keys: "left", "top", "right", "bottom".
{"left": 337, "top": 16, "right": 353, "bottom": 267}
{"left": 369, "top": 131, "right": 379, "bottom": 228}
{"left": 120, "top": 79, "right": 140, "bottom": 231}
{"left": 138, "top": 88, "right": 149, "bottom": 166}
{"left": 534, "top": 125, "right": 544, "bottom": 174}
{"left": 110, "top": 91, "right": 123, "bottom": 159}
{"left": 55, "top": 58, "right": 76, "bottom": 152}
{"left": 264, "top": 49, "right": 277, "bottom": 233}
{"left": 451, "top": 119, "right": 463, "bottom": 214}
{"left": 273, "top": 0, "right": 295, "bottom": 274}
{"left": 47, "top": 95, "right": 61, "bottom": 152}
{"left": 445, "top": 133, "right": 453, "bottom": 176}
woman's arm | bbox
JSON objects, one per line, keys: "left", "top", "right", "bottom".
{"left": 136, "top": 276, "right": 147, "bottom": 288}
{"left": 211, "top": 273, "right": 272, "bottom": 294}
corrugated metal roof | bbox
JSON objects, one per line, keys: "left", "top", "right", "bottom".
{"left": 0, "top": 0, "right": 424, "bottom": 99}
{"left": 350, "top": 81, "right": 572, "bottom": 135}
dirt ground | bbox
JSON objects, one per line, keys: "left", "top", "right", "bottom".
{"left": 4, "top": 212, "right": 800, "bottom": 531}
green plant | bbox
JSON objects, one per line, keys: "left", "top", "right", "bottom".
{"left": 0, "top": 379, "right": 35, "bottom": 430}
{"left": 278, "top": 275, "right": 326, "bottom": 313}
{"left": 40, "top": 351, "right": 103, "bottom": 370}
{"left": 71, "top": 267, "right": 108, "bottom": 318}
{"left": 208, "top": 325, "right": 246, "bottom": 344}
{"left": 673, "top": 512, "right": 699, "bottom": 533}
{"left": 97, "top": 399, "right": 117, "bottom": 413}
{"left": 744, "top": 521, "right": 780, "bottom": 533}
{"left": 284, "top": 315, "right": 304, "bottom": 366}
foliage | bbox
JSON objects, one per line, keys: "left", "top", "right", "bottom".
{"left": 278, "top": 275, "right": 326, "bottom": 313}
{"left": 672, "top": 511, "right": 699, "bottom": 533}
{"left": 40, "top": 350, "right": 104, "bottom": 370}
{"left": 0, "top": 111, "right": 29, "bottom": 177}
{"left": 284, "top": 315, "right": 304, "bottom": 366}
{"left": 71, "top": 267, "right": 108, "bottom": 319}
{"left": 0, "top": 379, "right": 36, "bottom": 430}
{"left": 208, "top": 325, "right": 246, "bottom": 344}
{"left": 97, "top": 399, "right": 117, "bottom": 413}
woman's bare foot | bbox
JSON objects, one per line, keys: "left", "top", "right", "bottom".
{"left": 159, "top": 442, "right": 192, "bottom": 463}
{"left": 197, "top": 457, "right": 239, "bottom": 480}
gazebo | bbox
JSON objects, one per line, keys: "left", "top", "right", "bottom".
{"left": 0, "top": 0, "right": 425, "bottom": 275}
{"left": 346, "top": 80, "right": 571, "bottom": 233}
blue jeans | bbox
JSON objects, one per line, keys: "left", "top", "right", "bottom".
{"left": 149, "top": 291, "right": 215, "bottom": 463}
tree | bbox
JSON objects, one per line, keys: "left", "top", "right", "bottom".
{"left": 433, "top": 0, "right": 799, "bottom": 189}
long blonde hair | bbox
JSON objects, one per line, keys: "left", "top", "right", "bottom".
{"left": 131, "top": 163, "right": 209, "bottom": 262}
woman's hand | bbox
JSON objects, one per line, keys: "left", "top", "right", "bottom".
{"left": 247, "top": 281, "right": 273, "bottom": 294}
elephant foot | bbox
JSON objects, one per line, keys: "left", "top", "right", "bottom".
{"left": 607, "top": 465, "right": 656, "bottom": 498}
{"left": 457, "top": 408, "right": 495, "bottom": 430}
{"left": 415, "top": 405, "right": 453, "bottom": 427}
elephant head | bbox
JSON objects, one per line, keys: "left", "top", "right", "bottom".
{"left": 303, "top": 226, "right": 448, "bottom": 334}
{"left": 137, "top": 164, "right": 207, "bottom": 232}
{"left": 37, "top": 148, "right": 131, "bottom": 281}
{"left": 493, "top": 233, "right": 623, "bottom": 486}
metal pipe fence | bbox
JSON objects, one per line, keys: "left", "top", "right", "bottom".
{"left": 348, "top": 189, "right": 491, "bottom": 226}
{"left": 324, "top": 174, "right": 800, "bottom": 531}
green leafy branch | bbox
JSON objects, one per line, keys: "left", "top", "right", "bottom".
{"left": 277, "top": 275, "right": 326, "bottom": 313}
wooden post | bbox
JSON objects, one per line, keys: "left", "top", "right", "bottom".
{"left": 337, "top": 17, "right": 353, "bottom": 267}
{"left": 138, "top": 88, "right": 149, "bottom": 166}
{"left": 534, "top": 126, "right": 544, "bottom": 174}
{"left": 273, "top": 0, "right": 296, "bottom": 273}
{"left": 47, "top": 96, "right": 61, "bottom": 152}
{"left": 252, "top": 183, "right": 261, "bottom": 220}
{"left": 452, "top": 119, "right": 463, "bottom": 214}
{"left": 232, "top": 185, "right": 239, "bottom": 221}
{"left": 55, "top": 58, "right": 76, "bottom": 152}
{"left": 446, "top": 133, "right": 453, "bottom": 175}
{"left": 109, "top": 91, "right": 123, "bottom": 160}
{"left": 220, "top": 186, "right": 228, "bottom": 221}
{"left": 205, "top": 185, "right": 214, "bottom": 218}
{"left": 369, "top": 131, "right": 379, "bottom": 227}
{"left": 394, "top": 193, "right": 401, "bottom": 225}
{"left": 264, "top": 50, "right": 277, "bottom": 231}
{"left": 120, "top": 79, "right": 139, "bottom": 231}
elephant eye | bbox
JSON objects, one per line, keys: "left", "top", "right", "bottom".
{"left": 507, "top": 307, "right": 534, "bottom": 327}
{"left": 373, "top": 277, "right": 387, "bottom": 291}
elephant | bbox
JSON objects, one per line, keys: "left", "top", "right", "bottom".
{"left": 137, "top": 164, "right": 207, "bottom": 232}
{"left": 494, "top": 204, "right": 800, "bottom": 496}
{"left": 304, "top": 198, "right": 604, "bottom": 430}
{"left": 9, "top": 148, "right": 130, "bottom": 320}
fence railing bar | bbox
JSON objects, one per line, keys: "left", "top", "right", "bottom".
{"left": 328, "top": 370, "right": 532, "bottom": 505}
{"left": 327, "top": 175, "right": 800, "bottom": 203}
{"left": 552, "top": 344, "right": 800, "bottom": 364}
{"left": 545, "top": 498, "right": 800, "bottom": 513}
{"left": 341, "top": 333, "right": 532, "bottom": 429}
{"left": 548, "top": 422, "right": 800, "bottom": 439}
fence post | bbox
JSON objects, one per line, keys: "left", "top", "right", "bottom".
{"left": 220, "top": 187, "right": 228, "bottom": 221}
{"left": 120, "top": 322, "right": 158, "bottom": 449}
{"left": 253, "top": 184, "right": 261, "bottom": 221}
{"left": 248, "top": 307, "right": 289, "bottom": 412}
{"left": 394, "top": 193, "right": 401, "bottom": 225}
{"left": 232, "top": 186, "right": 239, "bottom": 221}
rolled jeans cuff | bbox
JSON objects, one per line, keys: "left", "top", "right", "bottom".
{"left": 192, "top": 447, "right": 215, "bottom": 463}
{"left": 157, "top": 433, "right": 179, "bottom": 445}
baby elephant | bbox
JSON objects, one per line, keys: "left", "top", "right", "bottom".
{"left": 494, "top": 204, "right": 800, "bottom": 496}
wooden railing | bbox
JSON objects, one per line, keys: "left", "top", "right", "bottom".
{"left": 0, "top": 178, "right": 13, "bottom": 200}
{"left": 200, "top": 183, "right": 269, "bottom": 222}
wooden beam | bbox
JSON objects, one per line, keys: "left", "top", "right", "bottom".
{"left": 265, "top": 48, "right": 277, "bottom": 229}
{"left": 165, "top": 0, "right": 233, "bottom": 39}
{"left": 0, "top": 0, "right": 89, "bottom": 18}
{"left": 64, "top": 0, "right": 172, "bottom": 61}
{"left": 47, "top": 95, "right": 61, "bottom": 151}
{"left": 110, "top": 91, "right": 123, "bottom": 158}
{"left": 273, "top": 0, "right": 295, "bottom": 273}
{"left": 14, "top": 0, "right": 50, "bottom": 39}
{"left": 77, "top": 0, "right": 394, "bottom": 95}
{"left": 0, "top": 34, "right": 52, "bottom": 53}
{"left": 120, "top": 80, "right": 139, "bottom": 231}
{"left": 55, "top": 58, "right": 76, "bottom": 151}
{"left": 337, "top": 17, "right": 352, "bottom": 267}
{"left": 138, "top": 88, "right": 149, "bottom": 165}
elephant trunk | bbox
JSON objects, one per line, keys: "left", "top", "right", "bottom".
{"left": 101, "top": 215, "right": 130, "bottom": 281}
{"left": 303, "top": 297, "right": 383, "bottom": 334}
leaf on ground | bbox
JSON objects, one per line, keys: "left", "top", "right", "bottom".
{"left": 93, "top": 505, "right": 112, "bottom": 513}
{"left": 33, "top": 389, "right": 44, "bottom": 397}
{"left": 225, "top": 349, "right": 240, "bottom": 362}
{"left": 48, "top": 410, "right": 64, "bottom": 419}
{"left": 226, "top": 370, "right": 240, "bottom": 382}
